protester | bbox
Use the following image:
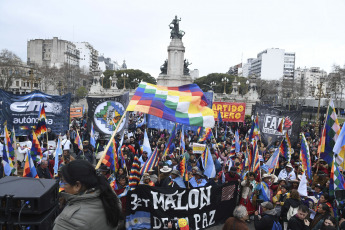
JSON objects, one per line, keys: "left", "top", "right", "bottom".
{"left": 37, "top": 160, "right": 52, "bottom": 179}
{"left": 254, "top": 201, "right": 280, "bottom": 230}
{"left": 287, "top": 205, "right": 310, "bottom": 230}
{"left": 223, "top": 205, "right": 249, "bottom": 230}
{"left": 53, "top": 160, "right": 122, "bottom": 230}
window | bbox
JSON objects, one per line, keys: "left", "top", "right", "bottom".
{"left": 16, "top": 81, "right": 19, "bottom": 86}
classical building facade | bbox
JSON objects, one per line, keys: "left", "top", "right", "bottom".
{"left": 27, "top": 37, "right": 80, "bottom": 68}
{"left": 75, "top": 42, "right": 99, "bottom": 74}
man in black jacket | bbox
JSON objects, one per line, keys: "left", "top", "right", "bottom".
{"left": 287, "top": 205, "right": 310, "bottom": 230}
{"left": 37, "top": 160, "right": 52, "bottom": 179}
{"left": 254, "top": 201, "right": 280, "bottom": 230}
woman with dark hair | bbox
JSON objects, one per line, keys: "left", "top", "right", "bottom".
{"left": 281, "top": 189, "right": 303, "bottom": 229}
{"left": 320, "top": 216, "right": 336, "bottom": 230}
{"left": 310, "top": 203, "right": 331, "bottom": 230}
{"left": 53, "top": 160, "right": 123, "bottom": 230}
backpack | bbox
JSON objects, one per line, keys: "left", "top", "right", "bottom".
{"left": 287, "top": 206, "right": 298, "bottom": 221}
{"left": 272, "top": 220, "right": 282, "bottom": 230}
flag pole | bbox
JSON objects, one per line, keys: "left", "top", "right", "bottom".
{"left": 96, "top": 112, "right": 126, "bottom": 169}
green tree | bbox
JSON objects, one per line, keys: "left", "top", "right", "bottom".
{"left": 76, "top": 86, "right": 88, "bottom": 99}
{"left": 194, "top": 73, "right": 248, "bottom": 94}
{"left": 103, "top": 69, "right": 156, "bottom": 89}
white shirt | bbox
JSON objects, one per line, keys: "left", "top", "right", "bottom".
{"left": 278, "top": 168, "right": 296, "bottom": 180}
{"left": 0, "top": 142, "right": 3, "bottom": 157}
{"left": 62, "top": 139, "right": 71, "bottom": 150}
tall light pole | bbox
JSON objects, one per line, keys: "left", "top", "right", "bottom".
{"left": 210, "top": 81, "right": 216, "bottom": 91}
{"left": 222, "top": 77, "right": 229, "bottom": 94}
{"left": 121, "top": 73, "right": 128, "bottom": 89}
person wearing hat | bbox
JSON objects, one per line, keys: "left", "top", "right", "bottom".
{"left": 169, "top": 170, "right": 186, "bottom": 188}
{"left": 189, "top": 170, "right": 207, "bottom": 188}
{"left": 254, "top": 201, "right": 280, "bottom": 230}
{"left": 76, "top": 140, "right": 94, "bottom": 164}
{"left": 278, "top": 162, "right": 296, "bottom": 181}
{"left": 289, "top": 179, "right": 300, "bottom": 190}
{"left": 142, "top": 173, "right": 155, "bottom": 187}
{"left": 158, "top": 165, "right": 173, "bottom": 187}
{"left": 256, "top": 174, "right": 273, "bottom": 202}
{"left": 187, "top": 158, "right": 197, "bottom": 172}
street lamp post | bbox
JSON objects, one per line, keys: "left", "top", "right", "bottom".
{"left": 222, "top": 77, "right": 229, "bottom": 94}
{"left": 133, "top": 78, "right": 140, "bottom": 88}
{"left": 121, "top": 73, "right": 129, "bottom": 89}
{"left": 210, "top": 81, "right": 216, "bottom": 91}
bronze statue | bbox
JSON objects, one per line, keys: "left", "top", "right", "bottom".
{"left": 169, "top": 15, "right": 185, "bottom": 39}
{"left": 160, "top": 59, "right": 168, "bottom": 74}
{"left": 183, "top": 59, "right": 192, "bottom": 75}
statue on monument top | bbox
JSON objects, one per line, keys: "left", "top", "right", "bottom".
{"left": 169, "top": 15, "right": 185, "bottom": 39}
{"left": 183, "top": 59, "right": 192, "bottom": 75}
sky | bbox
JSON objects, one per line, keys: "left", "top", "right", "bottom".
{"left": 1, "top": 0, "right": 345, "bottom": 78}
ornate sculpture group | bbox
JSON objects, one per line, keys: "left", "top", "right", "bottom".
{"left": 169, "top": 15, "right": 185, "bottom": 39}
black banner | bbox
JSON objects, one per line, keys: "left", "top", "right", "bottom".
{"left": 126, "top": 183, "right": 238, "bottom": 230}
{"left": 254, "top": 105, "right": 302, "bottom": 147}
{"left": 0, "top": 90, "right": 71, "bottom": 136}
{"left": 87, "top": 93, "right": 129, "bottom": 138}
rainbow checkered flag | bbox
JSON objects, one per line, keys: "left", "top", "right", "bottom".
{"left": 74, "top": 130, "right": 83, "bottom": 151}
{"left": 30, "top": 131, "right": 43, "bottom": 162}
{"left": 300, "top": 133, "right": 312, "bottom": 179}
{"left": 129, "top": 155, "right": 141, "bottom": 190}
{"left": 126, "top": 82, "right": 215, "bottom": 127}
{"left": 330, "top": 155, "right": 345, "bottom": 196}
{"left": 279, "top": 132, "right": 292, "bottom": 162}
{"left": 321, "top": 100, "right": 341, "bottom": 166}
{"left": 102, "top": 138, "right": 119, "bottom": 173}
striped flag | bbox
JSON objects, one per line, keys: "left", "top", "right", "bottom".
{"left": 235, "top": 129, "right": 240, "bottom": 152}
{"left": 279, "top": 132, "right": 292, "bottom": 162}
{"left": 54, "top": 138, "right": 63, "bottom": 175}
{"left": 203, "top": 146, "right": 216, "bottom": 178}
{"left": 180, "top": 126, "right": 185, "bottom": 155}
{"left": 162, "top": 124, "right": 177, "bottom": 158}
{"left": 129, "top": 155, "right": 141, "bottom": 190}
{"left": 277, "top": 117, "right": 284, "bottom": 133}
{"left": 140, "top": 147, "right": 159, "bottom": 175}
{"left": 249, "top": 115, "right": 260, "bottom": 142}
{"left": 90, "top": 123, "right": 96, "bottom": 148}
{"left": 300, "top": 133, "right": 312, "bottom": 179}
{"left": 102, "top": 138, "right": 119, "bottom": 173}
{"left": 74, "top": 130, "right": 83, "bottom": 151}
{"left": 2, "top": 125, "right": 15, "bottom": 176}
{"left": 266, "top": 148, "right": 280, "bottom": 173}
{"left": 30, "top": 131, "right": 43, "bottom": 162}
{"left": 35, "top": 103, "right": 47, "bottom": 137}
{"left": 229, "top": 138, "right": 236, "bottom": 158}
{"left": 321, "top": 100, "right": 341, "bottom": 165}
{"left": 251, "top": 140, "right": 260, "bottom": 173}
{"left": 23, "top": 149, "right": 38, "bottom": 178}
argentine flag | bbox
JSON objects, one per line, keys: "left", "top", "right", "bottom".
{"left": 126, "top": 211, "right": 151, "bottom": 230}
{"left": 139, "top": 130, "right": 151, "bottom": 165}
{"left": 203, "top": 147, "right": 216, "bottom": 178}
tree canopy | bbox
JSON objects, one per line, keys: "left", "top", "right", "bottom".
{"left": 194, "top": 73, "right": 248, "bottom": 94}
{"left": 103, "top": 69, "right": 156, "bottom": 89}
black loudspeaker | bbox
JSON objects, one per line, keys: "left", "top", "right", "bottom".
{"left": 0, "top": 176, "right": 59, "bottom": 214}
{"left": 335, "top": 190, "right": 345, "bottom": 200}
{"left": 0, "top": 204, "right": 58, "bottom": 230}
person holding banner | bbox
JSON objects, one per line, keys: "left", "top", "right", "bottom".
{"left": 189, "top": 170, "right": 207, "bottom": 188}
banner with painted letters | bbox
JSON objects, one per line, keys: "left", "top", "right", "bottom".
{"left": 0, "top": 90, "right": 71, "bottom": 136}
{"left": 254, "top": 105, "right": 302, "bottom": 147}
{"left": 212, "top": 102, "right": 246, "bottom": 122}
{"left": 126, "top": 183, "right": 238, "bottom": 230}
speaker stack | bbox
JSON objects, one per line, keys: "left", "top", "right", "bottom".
{"left": 0, "top": 176, "right": 59, "bottom": 230}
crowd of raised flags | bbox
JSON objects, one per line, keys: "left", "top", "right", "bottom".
{"left": 2, "top": 82, "right": 345, "bottom": 229}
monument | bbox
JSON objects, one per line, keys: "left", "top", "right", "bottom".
{"left": 157, "top": 16, "right": 193, "bottom": 86}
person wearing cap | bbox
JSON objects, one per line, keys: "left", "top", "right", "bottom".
{"left": 189, "top": 170, "right": 207, "bottom": 188}
{"left": 255, "top": 174, "right": 273, "bottom": 202}
{"left": 314, "top": 184, "right": 324, "bottom": 200}
{"left": 76, "top": 140, "right": 94, "bottom": 164}
{"left": 170, "top": 170, "right": 186, "bottom": 188}
{"left": 142, "top": 173, "right": 155, "bottom": 186}
{"left": 278, "top": 163, "right": 296, "bottom": 181}
{"left": 254, "top": 201, "right": 280, "bottom": 230}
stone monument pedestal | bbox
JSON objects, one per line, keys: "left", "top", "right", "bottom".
{"left": 157, "top": 38, "right": 193, "bottom": 86}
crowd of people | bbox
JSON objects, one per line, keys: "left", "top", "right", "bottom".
{"left": 0, "top": 113, "right": 345, "bottom": 230}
